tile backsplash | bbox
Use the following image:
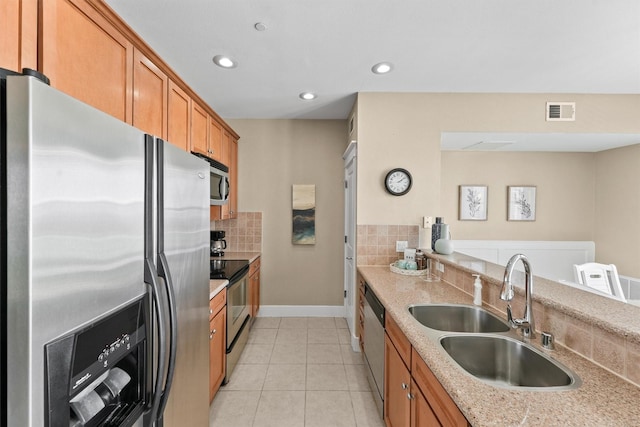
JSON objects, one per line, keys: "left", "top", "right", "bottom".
{"left": 357, "top": 224, "right": 419, "bottom": 266}
{"left": 211, "top": 212, "right": 262, "bottom": 252}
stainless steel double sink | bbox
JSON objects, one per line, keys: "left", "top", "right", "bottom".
{"left": 408, "top": 304, "right": 581, "bottom": 390}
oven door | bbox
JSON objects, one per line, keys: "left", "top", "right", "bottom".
{"left": 226, "top": 272, "right": 249, "bottom": 347}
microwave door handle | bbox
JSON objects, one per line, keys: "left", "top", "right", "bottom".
{"left": 156, "top": 253, "right": 178, "bottom": 420}
{"left": 225, "top": 177, "right": 230, "bottom": 200}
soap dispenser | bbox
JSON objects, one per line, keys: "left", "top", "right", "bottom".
{"left": 472, "top": 274, "right": 482, "bottom": 305}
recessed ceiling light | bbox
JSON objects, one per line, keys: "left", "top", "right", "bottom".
{"left": 254, "top": 22, "right": 267, "bottom": 31}
{"left": 299, "top": 92, "right": 316, "bottom": 100}
{"left": 212, "top": 55, "right": 237, "bottom": 69}
{"left": 371, "top": 62, "right": 393, "bottom": 74}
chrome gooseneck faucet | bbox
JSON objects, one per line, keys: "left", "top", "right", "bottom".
{"left": 501, "top": 253, "right": 535, "bottom": 338}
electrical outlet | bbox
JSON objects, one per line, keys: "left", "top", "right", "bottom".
{"left": 423, "top": 216, "right": 433, "bottom": 228}
{"left": 438, "top": 262, "right": 445, "bottom": 273}
{"left": 396, "top": 240, "right": 408, "bottom": 252}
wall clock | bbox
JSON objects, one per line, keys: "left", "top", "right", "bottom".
{"left": 384, "top": 168, "right": 412, "bottom": 196}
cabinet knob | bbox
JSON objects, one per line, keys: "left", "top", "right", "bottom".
{"left": 209, "top": 309, "right": 213, "bottom": 315}
{"left": 401, "top": 383, "right": 408, "bottom": 390}
{"left": 407, "top": 393, "right": 414, "bottom": 400}
{"left": 209, "top": 329, "right": 216, "bottom": 339}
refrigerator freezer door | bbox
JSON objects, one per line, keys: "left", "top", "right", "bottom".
{"left": 156, "top": 140, "right": 210, "bottom": 426}
{"left": 5, "top": 76, "right": 148, "bottom": 426}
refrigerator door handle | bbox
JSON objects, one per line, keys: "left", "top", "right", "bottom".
{"left": 156, "top": 252, "right": 178, "bottom": 419}
{"left": 144, "top": 258, "right": 168, "bottom": 424}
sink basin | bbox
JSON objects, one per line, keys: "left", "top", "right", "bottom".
{"left": 408, "top": 304, "right": 510, "bottom": 333}
{"left": 439, "top": 335, "right": 581, "bottom": 390}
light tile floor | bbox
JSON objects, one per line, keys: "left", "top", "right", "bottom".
{"left": 209, "top": 317, "right": 385, "bottom": 427}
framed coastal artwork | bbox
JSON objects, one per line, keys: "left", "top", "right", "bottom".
{"left": 292, "top": 184, "right": 316, "bottom": 244}
{"left": 508, "top": 186, "right": 536, "bottom": 221}
{"left": 458, "top": 185, "right": 488, "bottom": 221}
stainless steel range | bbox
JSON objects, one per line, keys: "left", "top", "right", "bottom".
{"left": 210, "top": 259, "right": 250, "bottom": 383}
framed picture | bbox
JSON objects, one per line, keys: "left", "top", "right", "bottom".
{"left": 508, "top": 186, "right": 536, "bottom": 221}
{"left": 458, "top": 185, "right": 488, "bottom": 221}
{"left": 292, "top": 184, "right": 316, "bottom": 244}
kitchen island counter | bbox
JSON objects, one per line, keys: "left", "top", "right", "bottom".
{"left": 358, "top": 265, "right": 640, "bottom": 426}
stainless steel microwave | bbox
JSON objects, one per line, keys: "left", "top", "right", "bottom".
{"left": 192, "top": 153, "right": 229, "bottom": 205}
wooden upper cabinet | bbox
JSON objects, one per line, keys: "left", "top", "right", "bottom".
{"left": 40, "top": 0, "right": 133, "bottom": 123}
{"left": 1, "top": 0, "right": 37, "bottom": 72}
{"left": 191, "top": 102, "right": 209, "bottom": 155}
{"left": 221, "top": 130, "right": 232, "bottom": 167}
{"left": 209, "top": 117, "right": 223, "bottom": 161}
{"left": 167, "top": 80, "right": 191, "bottom": 151}
{"left": 228, "top": 136, "right": 238, "bottom": 218}
{"left": 133, "top": 48, "right": 168, "bottom": 139}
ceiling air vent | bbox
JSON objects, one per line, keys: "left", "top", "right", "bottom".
{"left": 546, "top": 102, "right": 575, "bottom": 121}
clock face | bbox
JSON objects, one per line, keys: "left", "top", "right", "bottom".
{"left": 385, "top": 168, "right": 412, "bottom": 196}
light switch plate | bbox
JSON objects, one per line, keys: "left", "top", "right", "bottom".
{"left": 423, "top": 216, "right": 433, "bottom": 228}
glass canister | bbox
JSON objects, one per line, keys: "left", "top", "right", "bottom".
{"left": 415, "top": 250, "right": 427, "bottom": 270}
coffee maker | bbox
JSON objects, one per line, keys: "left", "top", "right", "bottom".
{"left": 211, "top": 230, "right": 227, "bottom": 257}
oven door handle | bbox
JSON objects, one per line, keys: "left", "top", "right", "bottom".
{"left": 156, "top": 252, "right": 178, "bottom": 419}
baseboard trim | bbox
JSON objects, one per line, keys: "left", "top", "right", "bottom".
{"left": 257, "top": 305, "right": 346, "bottom": 318}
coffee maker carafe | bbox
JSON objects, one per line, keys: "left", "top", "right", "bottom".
{"left": 211, "top": 230, "right": 227, "bottom": 257}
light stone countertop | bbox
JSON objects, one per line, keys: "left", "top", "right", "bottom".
{"left": 209, "top": 279, "right": 228, "bottom": 300}
{"left": 358, "top": 265, "right": 640, "bottom": 427}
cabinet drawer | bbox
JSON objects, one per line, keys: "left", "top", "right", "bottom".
{"left": 249, "top": 257, "right": 261, "bottom": 276}
{"left": 411, "top": 348, "right": 468, "bottom": 427}
{"left": 385, "top": 314, "right": 411, "bottom": 368}
{"left": 209, "top": 289, "right": 226, "bottom": 320}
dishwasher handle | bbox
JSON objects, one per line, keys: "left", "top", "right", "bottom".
{"left": 364, "top": 283, "right": 385, "bottom": 327}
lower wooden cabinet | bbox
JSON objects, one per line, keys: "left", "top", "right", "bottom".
{"left": 384, "top": 314, "right": 468, "bottom": 427}
{"left": 249, "top": 257, "right": 261, "bottom": 321}
{"left": 411, "top": 379, "right": 440, "bottom": 427}
{"left": 209, "top": 290, "right": 226, "bottom": 402}
{"left": 357, "top": 273, "right": 365, "bottom": 352}
{"left": 384, "top": 333, "right": 411, "bottom": 427}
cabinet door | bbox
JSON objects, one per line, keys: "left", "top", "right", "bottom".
{"left": 209, "top": 117, "right": 223, "bottom": 161}
{"left": 411, "top": 348, "right": 468, "bottom": 427}
{"left": 41, "top": 0, "right": 133, "bottom": 122}
{"left": 411, "top": 380, "right": 441, "bottom": 427}
{"left": 1, "top": 0, "right": 37, "bottom": 71}
{"left": 357, "top": 273, "right": 365, "bottom": 352}
{"left": 209, "top": 308, "right": 226, "bottom": 402}
{"left": 167, "top": 80, "right": 191, "bottom": 151}
{"left": 133, "top": 48, "right": 168, "bottom": 138}
{"left": 384, "top": 333, "right": 411, "bottom": 427}
{"left": 191, "top": 102, "right": 209, "bottom": 156}
{"left": 250, "top": 269, "right": 260, "bottom": 318}
{"left": 228, "top": 136, "right": 238, "bottom": 219}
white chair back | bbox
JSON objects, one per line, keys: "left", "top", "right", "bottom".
{"left": 573, "top": 263, "right": 626, "bottom": 302}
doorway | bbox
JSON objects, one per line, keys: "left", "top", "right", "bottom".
{"left": 343, "top": 142, "right": 358, "bottom": 350}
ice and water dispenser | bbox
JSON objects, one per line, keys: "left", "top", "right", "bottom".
{"left": 44, "top": 296, "right": 148, "bottom": 426}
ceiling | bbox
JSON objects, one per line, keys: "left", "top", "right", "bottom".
{"left": 105, "top": 0, "right": 639, "bottom": 119}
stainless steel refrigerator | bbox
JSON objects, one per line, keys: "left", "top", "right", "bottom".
{"left": 1, "top": 71, "right": 210, "bottom": 426}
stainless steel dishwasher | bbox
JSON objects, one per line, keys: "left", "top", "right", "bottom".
{"left": 363, "top": 282, "right": 385, "bottom": 417}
